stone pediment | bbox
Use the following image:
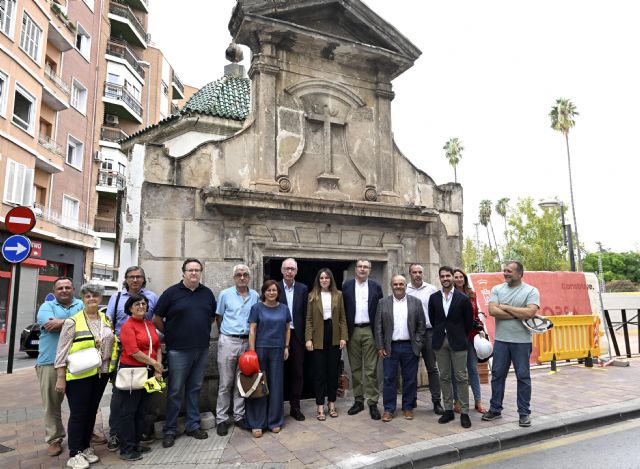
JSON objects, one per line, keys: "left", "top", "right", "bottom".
{"left": 230, "top": 0, "right": 421, "bottom": 78}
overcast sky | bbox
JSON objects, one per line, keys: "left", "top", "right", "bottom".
{"left": 149, "top": 0, "right": 640, "bottom": 254}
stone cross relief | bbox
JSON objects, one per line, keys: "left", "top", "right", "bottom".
{"left": 306, "top": 101, "right": 348, "bottom": 197}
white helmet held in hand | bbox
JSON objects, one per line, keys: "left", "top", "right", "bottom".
{"left": 474, "top": 334, "right": 493, "bottom": 362}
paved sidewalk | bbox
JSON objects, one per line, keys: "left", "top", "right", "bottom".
{"left": 1, "top": 359, "right": 638, "bottom": 468}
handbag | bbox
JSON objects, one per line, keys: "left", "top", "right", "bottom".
{"left": 115, "top": 321, "right": 153, "bottom": 392}
{"left": 67, "top": 347, "right": 102, "bottom": 375}
{"left": 67, "top": 312, "right": 104, "bottom": 376}
{"left": 237, "top": 371, "right": 269, "bottom": 399}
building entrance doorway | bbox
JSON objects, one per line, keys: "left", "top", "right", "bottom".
{"left": 264, "top": 258, "right": 353, "bottom": 290}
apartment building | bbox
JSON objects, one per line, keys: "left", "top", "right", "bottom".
{"left": 0, "top": 0, "right": 101, "bottom": 332}
{"left": 92, "top": 0, "right": 193, "bottom": 296}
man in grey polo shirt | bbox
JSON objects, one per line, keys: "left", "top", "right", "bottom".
{"left": 406, "top": 263, "right": 444, "bottom": 415}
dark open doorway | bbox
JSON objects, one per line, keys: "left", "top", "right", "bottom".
{"left": 264, "top": 258, "right": 353, "bottom": 290}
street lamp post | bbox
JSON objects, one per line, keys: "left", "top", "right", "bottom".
{"left": 539, "top": 199, "right": 576, "bottom": 272}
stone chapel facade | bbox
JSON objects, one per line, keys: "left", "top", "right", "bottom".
{"left": 120, "top": 0, "right": 463, "bottom": 294}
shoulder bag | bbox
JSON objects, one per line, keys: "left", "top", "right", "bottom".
{"left": 67, "top": 313, "right": 103, "bottom": 376}
{"left": 237, "top": 371, "right": 269, "bottom": 399}
{"left": 115, "top": 321, "right": 153, "bottom": 392}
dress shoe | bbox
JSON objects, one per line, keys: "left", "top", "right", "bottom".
{"left": 433, "top": 401, "right": 444, "bottom": 415}
{"left": 461, "top": 413, "right": 471, "bottom": 428}
{"left": 347, "top": 401, "right": 364, "bottom": 415}
{"left": 90, "top": 432, "right": 107, "bottom": 445}
{"left": 291, "top": 408, "right": 306, "bottom": 421}
{"left": 162, "top": 435, "right": 175, "bottom": 448}
{"left": 403, "top": 410, "right": 414, "bottom": 420}
{"left": 369, "top": 404, "right": 381, "bottom": 420}
{"left": 381, "top": 411, "right": 393, "bottom": 422}
{"left": 48, "top": 440, "right": 63, "bottom": 457}
{"left": 438, "top": 410, "right": 455, "bottom": 424}
{"left": 186, "top": 428, "right": 208, "bottom": 439}
{"left": 216, "top": 421, "right": 229, "bottom": 436}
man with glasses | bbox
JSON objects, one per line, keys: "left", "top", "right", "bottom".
{"left": 153, "top": 258, "right": 217, "bottom": 448}
{"left": 215, "top": 264, "right": 259, "bottom": 436}
{"left": 343, "top": 259, "right": 384, "bottom": 420}
{"left": 36, "top": 277, "right": 84, "bottom": 457}
{"left": 106, "top": 266, "right": 158, "bottom": 452}
{"left": 279, "top": 258, "right": 308, "bottom": 420}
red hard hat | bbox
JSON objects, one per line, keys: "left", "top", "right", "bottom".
{"left": 239, "top": 350, "right": 260, "bottom": 376}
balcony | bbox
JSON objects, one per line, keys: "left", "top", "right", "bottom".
{"left": 106, "top": 39, "right": 145, "bottom": 78}
{"left": 172, "top": 73, "right": 184, "bottom": 99}
{"left": 44, "top": 65, "right": 70, "bottom": 96}
{"left": 100, "top": 126, "right": 129, "bottom": 143}
{"left": 94, "top": 218, "right": 117, "bottom": 233}
{"left": 103, "top": 82, "right": 143, "bottom": 123}
{"left": 108, "top": 0, "right": 147, "bottom": 48}
{"left": 91, "top": 262, "right": 118, "bottom": 282}
{"left": 97, "top": 168, "right": 126, "bottom": 192}
{"left": 38, "top": 134, "right": 63, "bottom": 156}
{"left": 33, "top": 203, "right": 92, "bottom": 234}
{"left": 118, "top": 0, "right": 149, "bottom": 13}
{"left": 171, "top": 102, "right": 180, "bottom": 114}
{"left": 48, "top": 2, "right": 76, "bottom": 52}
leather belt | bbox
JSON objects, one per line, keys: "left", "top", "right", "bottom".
{"left": 354, "top": 323, "right": 370, "bottom": 327}
{"left": 225, "top": 334, "right": 249, "bottom": 339}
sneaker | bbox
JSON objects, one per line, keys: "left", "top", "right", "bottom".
{"left": 119, "top": 451, "right": 143, "bottom": 461}
{"left": 48, "top": 440, "right": 63, "bottom": 457}
{"left": 185, "top": 428, "right": 208, "bottom": 439}
{"left": 66, "top": 454, "right": 89, "bottom": 469}
{"left": 106, "top": 435, "right": 120, "bottom": 452}
{"left": 81, "top": 448, "right": 99, "bottom": 464}
{"left": 216, "top": 421, "right": 229, "bottom": 436}
{"left": 519, "top": 415, "right": 532, "bottom": 427}
{"left": 482, "top": 410, "right": 502, "bottom": 421}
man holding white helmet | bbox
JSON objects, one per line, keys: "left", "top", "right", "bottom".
{"left": 482, "top": 261, "right": 540, "bottom": 428}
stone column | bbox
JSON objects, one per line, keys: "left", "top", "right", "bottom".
{"left": 375, "top": 70, "right": 399, "bottom": 203}
{"left": 249, "top": 36, "right": 280, "bottom": 192}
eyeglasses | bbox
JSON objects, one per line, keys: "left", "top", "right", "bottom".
{"left": 283, "top": 267, "right": 297, "bottom": 271}
{"left": 234, "top": 273, "right": 250, "bottom": 278}
{"left": 132, "top": 301, "right": 147, "bottom": 308}
{"left": 184, "top": 269, "right": 202, "bottom": 273}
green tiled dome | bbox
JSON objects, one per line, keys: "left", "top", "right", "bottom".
{"left": 182, "top": 75, "right": 251, "bottom": 120}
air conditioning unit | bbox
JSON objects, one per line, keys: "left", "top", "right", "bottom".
{"left": 105, "top": 114, "right": 119, "bottom": 125}
{"left": 94, "top": 151, "right": 104, "bottom": 162}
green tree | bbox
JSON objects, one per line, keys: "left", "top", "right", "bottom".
{"left": 462, "top": 237, "right": 501, "bottom": 273}
{"left": 583, "top": 250, "right": 640, "bottom": 283}
{"left": 506, "top": 198, "right": 568, "bottom": 271}
{"left": 550, "top": 98, "right": 582, "bottom": 270}
{"left": 495, "top": 197, "right": 510, "bottom": 241}
{"left": 443, "top": 137, "right": 464, "bottom": 183}
{"left": 479, "top": 199, "right": 501, "bottom": 263}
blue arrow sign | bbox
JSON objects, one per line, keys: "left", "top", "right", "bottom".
{"left": 2, "top": 234, "right": 31, "bottom": 263}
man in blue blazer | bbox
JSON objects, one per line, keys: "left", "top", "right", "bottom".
{"left": 279, "top": 258, "right": 309, "bottom": 421}
{"left": 428, "top": 266, "right": 473, "bottom": 428}
{"left": 342, "top": 260, "right": 384, "bottom": 420}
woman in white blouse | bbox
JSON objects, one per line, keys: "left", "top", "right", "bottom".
{"left": 305, "top": 269, "right": 347, "bottom": 421}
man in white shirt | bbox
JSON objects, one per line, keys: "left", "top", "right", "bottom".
{"left": 406, "top": 263, "right": 443, "bottom": 415}
{"left": 374, "top": 275, "right": 426, "bottom": 422}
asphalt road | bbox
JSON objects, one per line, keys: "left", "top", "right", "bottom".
{"left": 437, "top": 418, "right": 640, "bottom": 469}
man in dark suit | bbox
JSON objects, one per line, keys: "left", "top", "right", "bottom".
{"left": 374, "top": 275, "right": 426, "bottom": 422}
{"left": 428, "top": 266, "right": 474, "bottom": 428}
{"left": 279, "top": 258, "right": 309, "bottom": 421}
{"left": 343, "top": 260, "right": 384, "bottom": 420}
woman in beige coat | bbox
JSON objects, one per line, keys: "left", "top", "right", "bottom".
{"left": 305, "top": 268, "right": 347, "bottom": 420}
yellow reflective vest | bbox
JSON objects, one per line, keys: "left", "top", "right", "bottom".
{"left": 66, "top": 310, "right": 118, "bottom": 381}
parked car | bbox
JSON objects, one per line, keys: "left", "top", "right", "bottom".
{"left": 19, "top": 323, "right": 40, "bottom": 358}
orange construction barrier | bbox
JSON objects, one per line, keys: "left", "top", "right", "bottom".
{"left": 533, "top": 315, "right": 602, "bottom": 365}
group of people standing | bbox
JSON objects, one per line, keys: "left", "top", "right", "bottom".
{"left": 34, "top": 256, "right": 539, "bottom": 469}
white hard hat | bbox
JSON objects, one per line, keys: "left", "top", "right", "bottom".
{"left": 474, "top": 334, "right": 493, "bottom": 362}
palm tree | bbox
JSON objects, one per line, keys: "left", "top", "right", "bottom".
{"left": 480, "top": 199, "right": 501, "bottom": 264}
{"left": 443, "top": 137, "right": 464, "bottom": 183}
{"left": 550, "top": 98, "right": 582, "bottom": 270}
{"left": 495, "top": 197, "right": 510, "bottom": 242}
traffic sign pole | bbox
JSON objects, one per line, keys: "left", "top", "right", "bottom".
{"left": 6, "top": 263, "right": 20, "bottom": 374}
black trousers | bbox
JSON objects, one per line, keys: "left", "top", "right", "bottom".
{"left": 286, "top": 333, "right": 305, "bottom": 410}
{"left": 312, "top": 319, "right": 340, "bottom": 405}
{"left": 65, "top": 373, "right": 109, "bottom": 456}
{"left": 114, "top": 386, "right": 146, "bottom": 454}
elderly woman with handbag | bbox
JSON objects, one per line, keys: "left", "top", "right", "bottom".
{"left": 55, "top": 284, "right": 118, "bottom": 469}
{"left": 113, "top": 293, "right": 163, "bottom": 461}
{"left": 245, "top": 280, "right": 291, "bottom": 438}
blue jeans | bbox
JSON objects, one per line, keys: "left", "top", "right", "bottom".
{"left": 452, "top": 342, "right": 481, "bottom": 401}
{"left": 489, "top": 340, "right": 532, "bottom": 416}
{"left": 382, "top": 342, "right": 418, "bottom": 413}
{"left": 164, "top": 348, "right": 209, "bottom": 435}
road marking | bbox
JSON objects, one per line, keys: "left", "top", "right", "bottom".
{"left": 440, "top": 418, "right": 640, "bottom": 468}
{"left": 8, "top": 216, "right": 32, "bottom": 225}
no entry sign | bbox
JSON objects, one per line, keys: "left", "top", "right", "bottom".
{"left": 5, "top": 206, "right": 36, "bottom": 234}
